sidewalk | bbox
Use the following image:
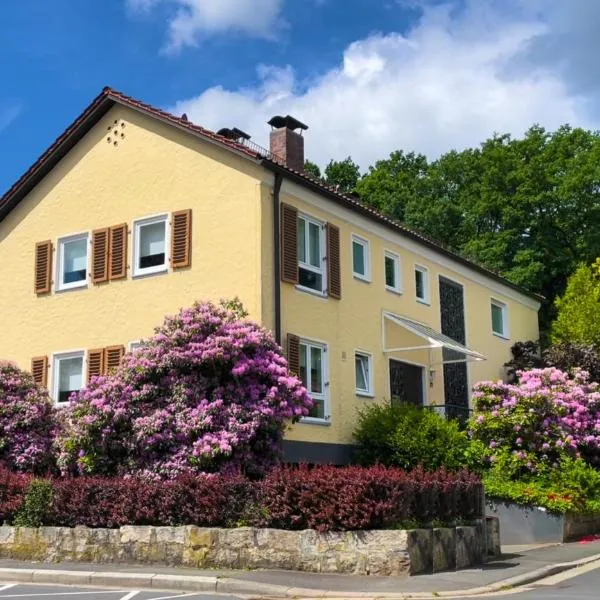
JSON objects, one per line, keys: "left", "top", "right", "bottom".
{"left": 0, "top": 541, "right": 598, "bottom": 598}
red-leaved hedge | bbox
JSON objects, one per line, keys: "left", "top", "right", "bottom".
{"left": 0, "top": 465, "right": 482, "bottom": 532}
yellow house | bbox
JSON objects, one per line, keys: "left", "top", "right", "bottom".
{"left": 0, "top": 88, "right": 540, "bottom": 462}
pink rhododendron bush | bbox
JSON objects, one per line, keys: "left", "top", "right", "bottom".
{"left": 469, "top": 368, "right": 600, "bottom": 470}
{"left": 0, "top": 361, "right": 55, "bottom": 473}
{"left": 56, "top": 301, "right": 312, "bottom": 478}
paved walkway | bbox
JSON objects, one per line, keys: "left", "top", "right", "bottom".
{"left": 0, "top": 541, "right": 598, "bottom": 598}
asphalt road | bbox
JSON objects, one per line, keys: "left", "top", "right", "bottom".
{"left": 0, "top": 584, "right": 244, "bottom": 600}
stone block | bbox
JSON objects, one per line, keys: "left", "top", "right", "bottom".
{"left": 455, "top": 525, "right": 483, "bottom": 569}
{"left": 432, "top": 527, "right": 456, "bottom": 572}
{"left": 485, "top": 517, "right": 501, "bottom": 556}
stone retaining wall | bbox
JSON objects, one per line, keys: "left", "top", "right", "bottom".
{"left": 0, "top": 523, "right": 493, "bottom": 576}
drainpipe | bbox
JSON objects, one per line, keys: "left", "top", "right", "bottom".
{"left": 272, "top": 172, "right": 283, "bottom": 345}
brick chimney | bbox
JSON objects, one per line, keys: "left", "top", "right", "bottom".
{"left": 268, "top": 115, "right": 308, "bottom": 172}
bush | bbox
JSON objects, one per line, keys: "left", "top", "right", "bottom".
{"left": 56, "top": 301, "right": 312, "bottom": 479}
{"left": 469, "top": 368, "right": 600, "bottom": 470}
{"left": 0, "top": 465, "right": 482, "bottom": 531}
{"left": 353, "top": 402, "right": 473, "bottom": 471}
{"left": 0, "top": 362, "right": 56, "bottom": 473}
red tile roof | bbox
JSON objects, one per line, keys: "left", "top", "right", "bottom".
{"left": 0, "top": 87, "right": 542, "bottom": 302}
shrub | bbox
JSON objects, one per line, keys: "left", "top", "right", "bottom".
{"left": 0, "top": 362, "right": 56, "bottom": 473}
{"left": 545, "top": 343, "right": 600, "bottom": 384}
{"left": 56, "top": 301, "right": 312, "bottom": 479}
{"left": 353, "top": 402, "right": 473, "bottom": 471}
{"left": 504, "top": 341, "right": 545, "bottom": 383}
{"left": 469, "top": 368, "right": 600, "bottom": 470}
{"left": 14, "top": 479, "right": 53, "bottom": 528}
{"left": 0, "top": 466, "right": 29, "bottom": 524}
{"left": 257, "top": 465, "right": 482, "bottom": 531}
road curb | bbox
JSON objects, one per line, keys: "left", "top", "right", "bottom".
{"left": 0, "top": 554, "right": 596, "bottom": 599}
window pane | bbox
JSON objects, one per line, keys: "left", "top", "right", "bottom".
{"left": 415, "top": 270, "right": 424, "bottom": 299}
{"left": 298, "top": 218, "right": 306, "bottom": 264}
{"left": 140, "top": 221, "right": 166, "bottom": 268}
{"left": 299, "top": 267, "right": 323, "bottom": 291}
{"left": 310, "top": 347, "right": 323, "bottom": 394}
{"left": 299, "top": 344, "right": 308, "bottom": 388}
{"left": 353, "top": 240, "right": 365, "bottom": 275}
{"left": 63, "top": 238, "right": 87, "bottom": 284}
{"left": 355, "top": 355, "right": 368, "bottom": 391}
{"left": 308, "top": 398, "right": 325, "bottom": 419}
{"left": 58, "top": 356, "right": 83, "bottom": 403}
{"left": 385, "top": 256, "right": 396, "bottom": 287}
{"left": 308, "top": 222, "right": 320, "bottom": 268}
{"left": 492, "top": 304, "right": 504, "bottom": 334}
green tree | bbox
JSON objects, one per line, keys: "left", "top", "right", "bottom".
{"left": 303, "top": 159, "right": 321, "bottom": 179}
{"left": 552, "top": 260, "right": 600, "bottom": 345}
{"left": 324, "top": 156, "right": 361, "bottom": 194}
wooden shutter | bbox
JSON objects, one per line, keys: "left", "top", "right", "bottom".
{"left": 327, "top": 223, "right": 341, "bottom": 299}
{"left": 109, "top": 223, "right": 128, "bottom": 280}
{"left": 31, "top": 356, "right": 48, "bottom": 387}
{"left": 87, "top": 348, "right": 105, "bottom": 383}
{"left": 34, "top": 241, "right": 52, "bottom": 294}
{"left": 281, "top": 203, "right": 299, "bottom": 284}
{"left": 104, "top": 345, "right": 125, "bottom": 373}
{"left": 171, "top": 209, "right": 192, "bottom": 269}
{"left": 91, "top": 228, "right": 109, "bottom": 284}
{"left": 287, "top": 333, "right": 300, "bottom": 376}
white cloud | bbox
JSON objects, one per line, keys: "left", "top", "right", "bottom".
{"left": 127, "top": 0, "right": 284, "bottom": 52}
{"left": 169, "top": 1, "right": 595, "bottom": 169}
{"left": 0, "top": 102, "right": 22, "bottom": 135}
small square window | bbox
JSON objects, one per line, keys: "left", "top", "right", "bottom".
{"left": 415, "top": 265, "right": 430, "bottom": 304}
{"left": 57, "top": 234, "right": 89, "bottom": 291}
{"left": 134, "top": 215, "right": 168, "bottom": 277}
{"left": 53, "top": 351, "right": 84, "bottom": 404}
{"left": 297, "top": 215, "right": 326, "bottom": 293}
{"left": 355, "top": 352, "right": 373, "bottom": 396}
{"left": 352, "top": 235, "right": 370, "bottom": 281}
{"left": 491, "top": 300, "right": 508, "bottom": 338}
{"left": 385, "top": 251, "right": 401, "bottom": 292}
{"left": 128, "top": 341, "right": 145, "bottom": 352}
{"left": 299, "top": 340, "right": 328, "bottom": 421}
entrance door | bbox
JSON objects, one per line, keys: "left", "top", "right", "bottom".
{"left": 439, "top": 276, "right": 469, "bottom": 419}
{"left": 389, "top": 359, "right": 424, "bottom": 407}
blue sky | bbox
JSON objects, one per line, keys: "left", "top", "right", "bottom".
{"left": 1, "top": 0, "right": 600, "bottom": 195}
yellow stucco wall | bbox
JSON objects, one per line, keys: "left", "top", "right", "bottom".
{"left": 274, "top": 178, "right": 540, "bottom": 445}
{"left": 0, "top": 106, "right": 266, "bottom": 377}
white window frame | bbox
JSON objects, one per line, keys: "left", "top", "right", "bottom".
{"left": 128, "top": 340, "right": 145, "bottom": 352}
{"left": 355, "top": 350, "right": 374, "bottom": 397}
{"left": 491, "top": 298, "right": 509, "bottom": 339}
{"left": 298, "top": 338, "right": 330, "bottom": 424}
{"left": 297, "top": 213, "right": 327, "bottom": 296}
{"left": 415, "top": 264, "right": 430, "bottom": 305}
{"left": 132, "top": 213, "right": 169, "bottom": 278}
{"left": 56, "top": 232, "right": 89, "bottom": 292}
{"left": 52, "top": 350, "right": 86, "bottom": 405}
{"left": 351, "top": 234, "right": 371, "bottom": 282}
{"left": 384, "top": 250, "right": 402, "bottom": 293}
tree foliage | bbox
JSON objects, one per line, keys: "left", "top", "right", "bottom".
{"left": 324, "top": 156, "right": 361, "bottom": 194}
{"left": 56, "top": 301, "right": 312, "bottom": 479}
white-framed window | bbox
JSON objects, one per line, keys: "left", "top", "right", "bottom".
{"left": 491, "top": 299, "right": 509, "bottom": 338}
{"left": 299, "top": 339, "right": 329, "bottom": 422}
{"left": 56, "top": 233, "right": 89, "bottom": 291}
{"left": 384, "top": 250, "right": 401, "bottom": 293}
{"left": 128, "top": 340, "right": 145, "bottom": 352}
{"left": 52, "top": 351, "right": 85, "bottom": 404}
{"left": 415, "top": 265, "right": 430, "bottom": 304}
{"left": 133, "top": 214, "right": 169, "bottom": 277}
{"left": 352, "top": 234, "right": 370, "bottom": 281}
{"left": 298, "top": 214, "right": 326, "bottom": 293}
{"left": 355, "top": 351, "right": 373, "bottom": 396}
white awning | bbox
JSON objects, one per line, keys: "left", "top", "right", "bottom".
{"left": 382, "top": 311, "right": 486, "bottom": 364}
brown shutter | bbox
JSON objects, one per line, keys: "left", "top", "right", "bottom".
{"left": 281, "top": 203, "right": 299, "bottom": 284}
{"left": 34, "top": 241, "right": 52, "bottom": 294}
{"left": 87, "top": 348, "right": 105, "bottom": 383}
{"left": 91, "top": 228, "right": 109, "bottom": 284}
{"left": 104, "top": 345, "right": 125, "bottom": 373}
{"left": 171, "top": 209, "right": 192, "bottom": 269}
{"left": 287, "top": 333, "right": 300, "bottom": 376}
{"left": 109, "top": 223, "right": 128, "bottom": 280}
{"left": 31, "top": 356, "right": 48, "bottom": 387}
{"left": 327, "top": 223, "right": 341, "bottom": 299}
